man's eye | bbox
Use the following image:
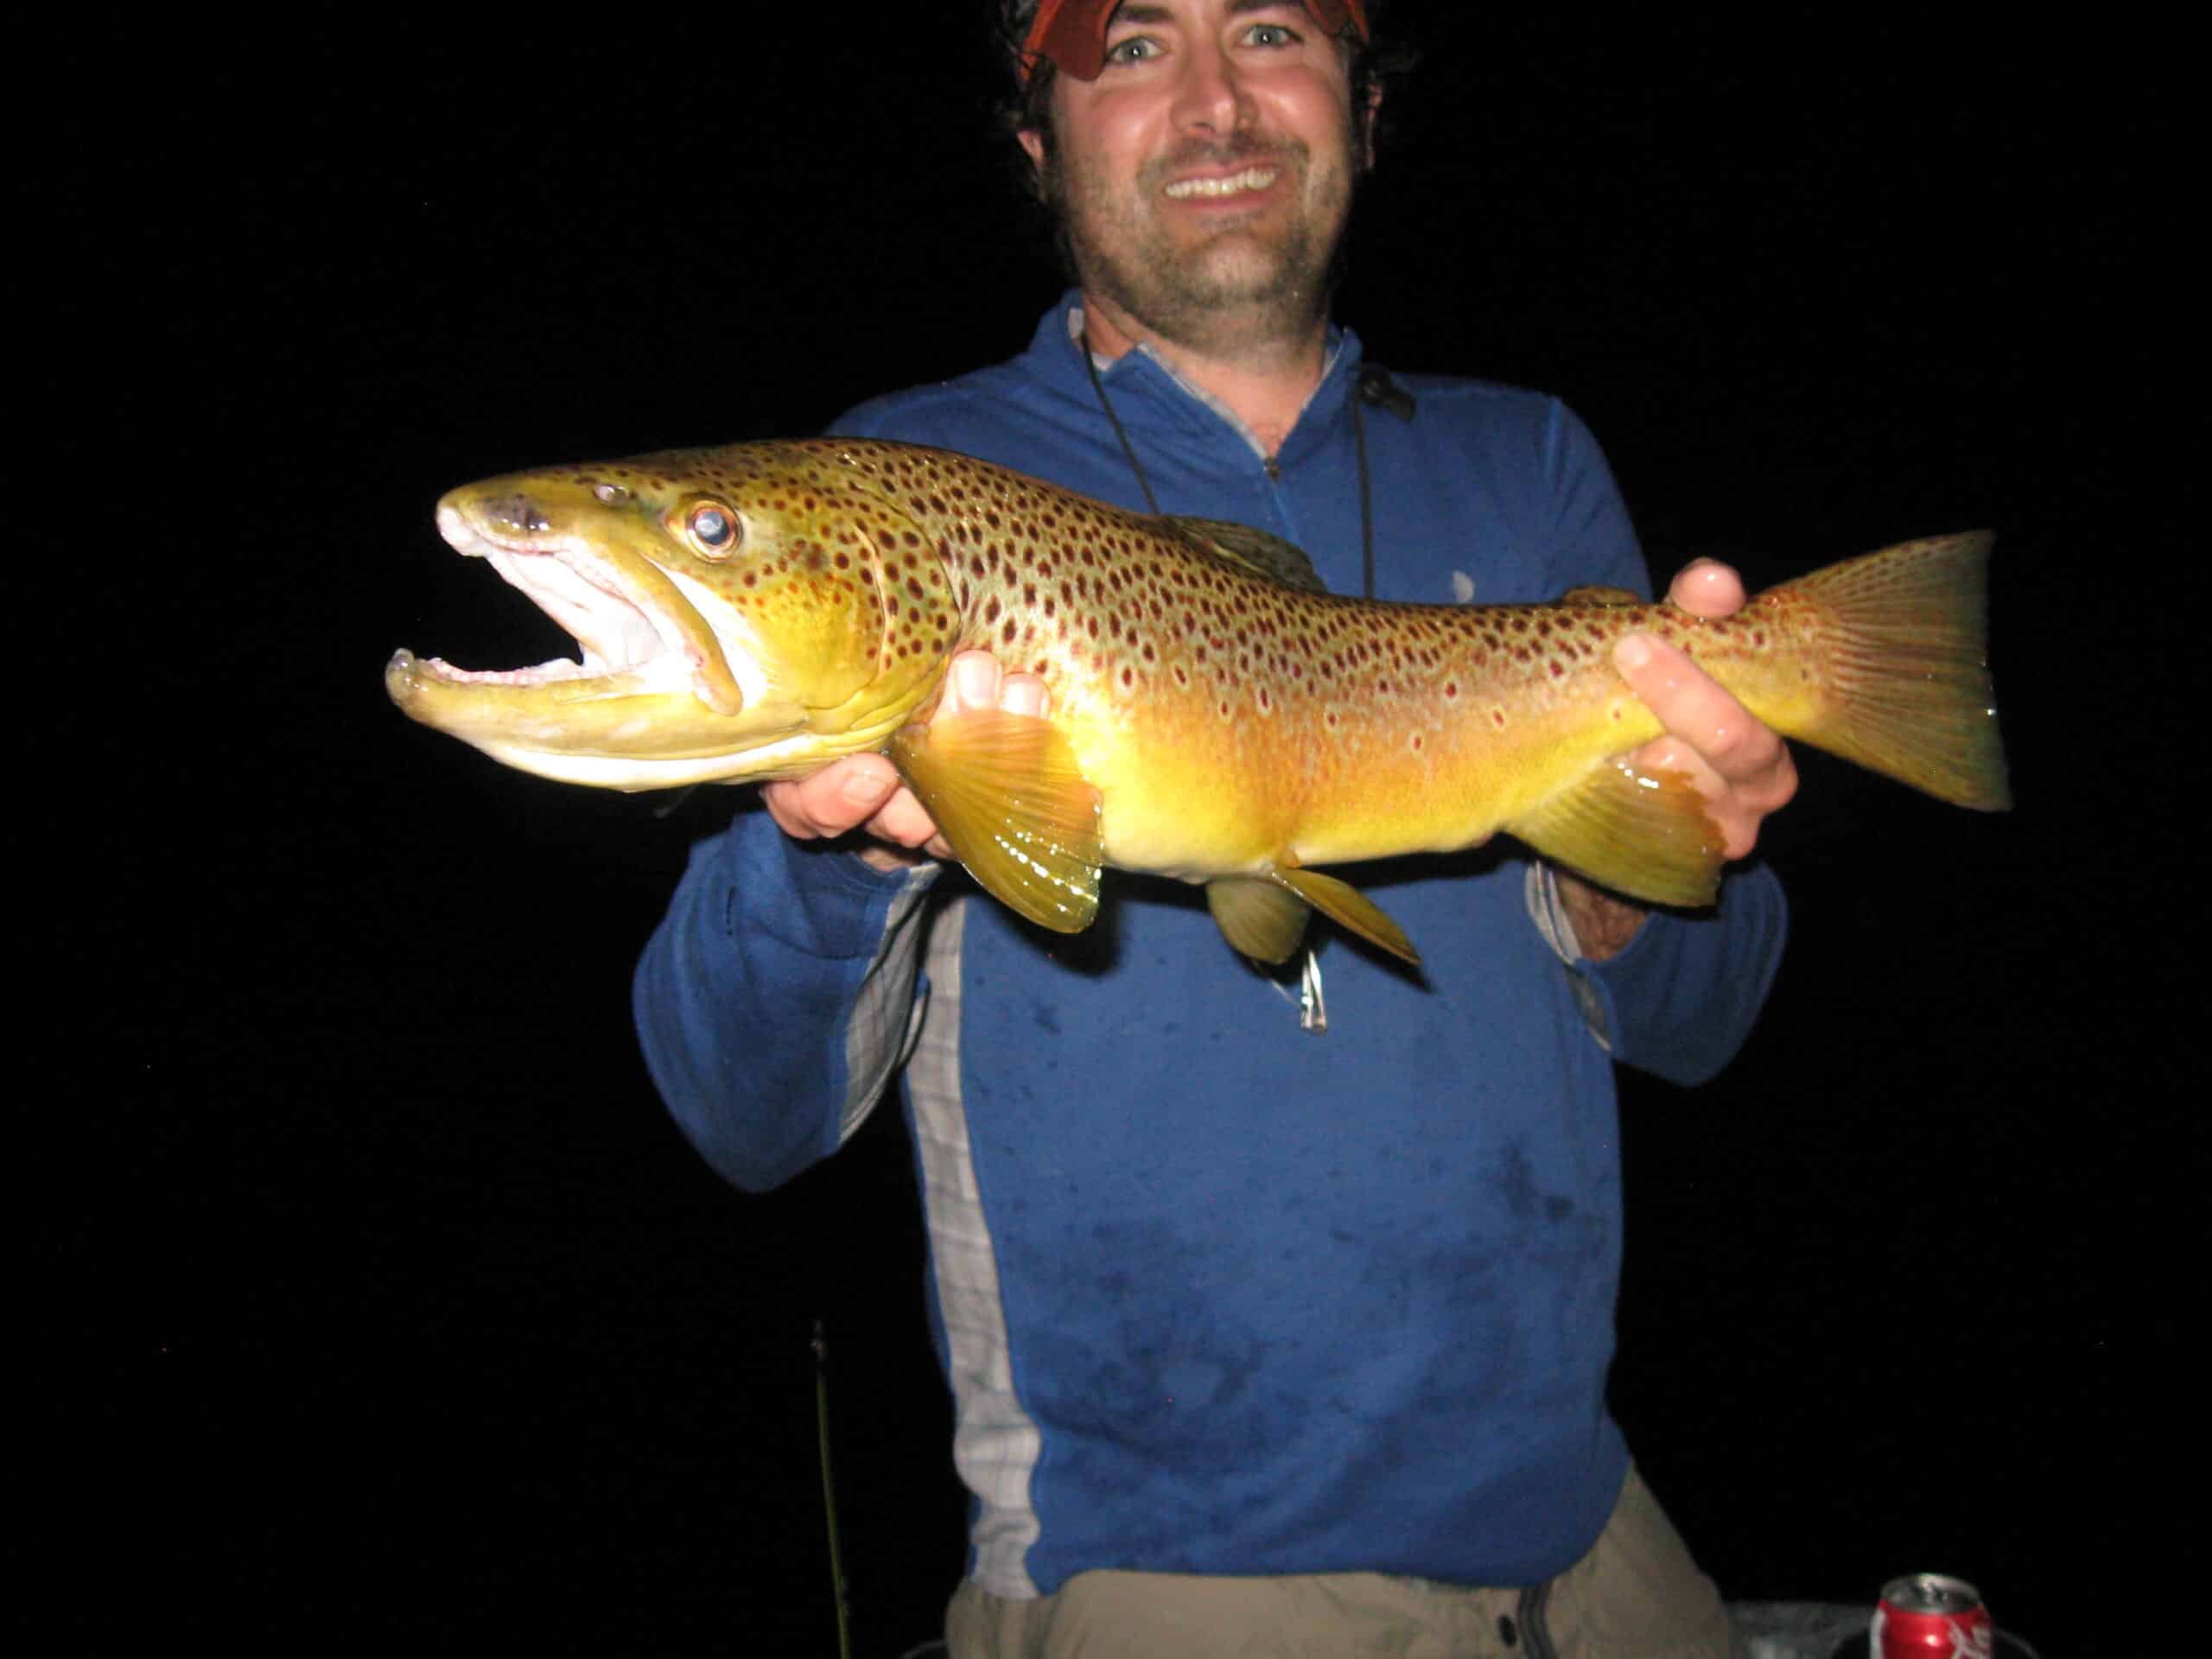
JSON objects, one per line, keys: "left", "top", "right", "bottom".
{"left": 1103, "top": 35, "right": 1160, "bottom": 65}
{"left": 1246, "top": 23, "right": 1297, "bottom": 46}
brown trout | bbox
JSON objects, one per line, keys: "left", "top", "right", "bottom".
{"left": 387, "top": 438, "right": 2009, "bottom": 964}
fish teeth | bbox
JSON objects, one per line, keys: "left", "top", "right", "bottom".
{"left": 483, "top": 546, "right": 666, "bottom": 675}
{"left": 416, "top": 656, "right": 590, "bottom": 686}
{"left": 1164, "top": 166, "right": 1277, "bottom": 200}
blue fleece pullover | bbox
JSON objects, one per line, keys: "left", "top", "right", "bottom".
{"left": 634, "top": 295, "right": 1787, "bottom": 1599}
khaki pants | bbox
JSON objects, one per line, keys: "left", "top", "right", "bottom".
{"left": 945, "top": 1464, "right": 1741, "bottom": 1659}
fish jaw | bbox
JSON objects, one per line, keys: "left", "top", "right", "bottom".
{"left": 389, "top": 472, "right": 848, "bottom": 788}
{"left": 384, "top": 648, "right": 835, "bottom": 788}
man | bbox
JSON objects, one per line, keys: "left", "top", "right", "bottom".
{"left": 636, "top": 3, "right": 1793, "bottom": 1654}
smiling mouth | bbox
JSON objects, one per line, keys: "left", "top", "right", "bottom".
{"left": 1163, "top": 166, "right": 1279, "bottom": 200}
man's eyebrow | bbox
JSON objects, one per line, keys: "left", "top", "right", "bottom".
{"left": 1109, "top": 1, "right": 1306, "bottom": 25}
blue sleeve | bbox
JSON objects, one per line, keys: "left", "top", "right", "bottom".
{"left": 632, "top": 395, "right": 950, "bottom": 1195}
{"left": 1584, "top": 863, "right": 1789, "bottom": 1086}
{"left": 1541, "top": 399, "right": 1650, "bottom": 600}
{"left": 632, "top": 805, "right": 938, "bottom": 1192}
{"left": 1540, "top": 398, "right": 1791, "bottom": 1084}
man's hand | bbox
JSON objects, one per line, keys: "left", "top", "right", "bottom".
{"left": 763, "top": 652, "right": 1050, "bottom": 874}
{"left": 1555, "top": 559, "right": 1798, "bottom": 958}
{"left": 1612, "top": 558, "right": 1798, "bottom": 858}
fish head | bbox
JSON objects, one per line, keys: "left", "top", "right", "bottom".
{"left": 387, "top": 442, "right": 959, "bottom": 789}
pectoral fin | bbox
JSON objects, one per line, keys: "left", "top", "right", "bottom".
{"left": 890, "top": 710, "right": 1103, "bottom": 934}
{"left": 1509, "top": 760, "right": 1726, "bottom": 907}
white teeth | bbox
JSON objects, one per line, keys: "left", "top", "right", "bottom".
{"left": 1164, "top": 166, "right": 1277, "bottom": 200}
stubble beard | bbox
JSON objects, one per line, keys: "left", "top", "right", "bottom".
{"left": 1043, "top": 129, "right": 1354, "bottom": 364}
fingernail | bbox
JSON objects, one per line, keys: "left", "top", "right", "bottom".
{"left": 955, "top": 655, "right": 995, "bottom": 707}
{"left": 1616, "top": 634, "right": 1652, "bottom": 671}
{"left": 1005, "top": 679, "right": 1046, "bottom": 718}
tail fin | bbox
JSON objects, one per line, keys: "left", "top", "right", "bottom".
{"left": 1783, "top": 532, "right": 2011, "bottom": 810}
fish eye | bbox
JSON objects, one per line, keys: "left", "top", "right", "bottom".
{"left": 687, "top": 501, "right": 742, "bottom": 556}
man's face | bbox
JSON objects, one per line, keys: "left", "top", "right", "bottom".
{"left": 1021, "top": 0, "right": 1365, "bottom": 355}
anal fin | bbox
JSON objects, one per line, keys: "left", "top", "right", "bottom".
{"left": 1510, "top": 759, "right": 1725, "bottom": 907}
{"left": 890, "top": 709, "right": 1103, "bottom": 934}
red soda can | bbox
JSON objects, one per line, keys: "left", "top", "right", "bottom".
{"left": 1872, "top": 1573, "right": 1996, "bottom": 1658}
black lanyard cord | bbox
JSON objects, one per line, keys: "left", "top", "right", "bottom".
{"left": 1081, "top": 342, "right": 1413, "bottom": 601}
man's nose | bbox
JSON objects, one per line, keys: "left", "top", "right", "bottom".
{"left": 1170, "top": 38, "right": 1252, "bottom": 137}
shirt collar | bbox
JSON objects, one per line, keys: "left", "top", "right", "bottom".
{"left": 1047, "top": 291, "right": 1363, "bottom": 465}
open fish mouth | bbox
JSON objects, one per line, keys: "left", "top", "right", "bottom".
{"left": 399, "top": 502, "right": 698, "bottom": 697}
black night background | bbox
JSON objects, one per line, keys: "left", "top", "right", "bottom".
{"left": 75, "top": 16, "right": 2174, "bottom": 1654}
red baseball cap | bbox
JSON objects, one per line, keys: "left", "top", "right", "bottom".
{"left": 1020, "top": 1, "right": 1370, "bottom": 84}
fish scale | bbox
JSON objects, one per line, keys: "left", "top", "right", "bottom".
{"left": 390, "top": 438, "right": 2010, "bottom": 966}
